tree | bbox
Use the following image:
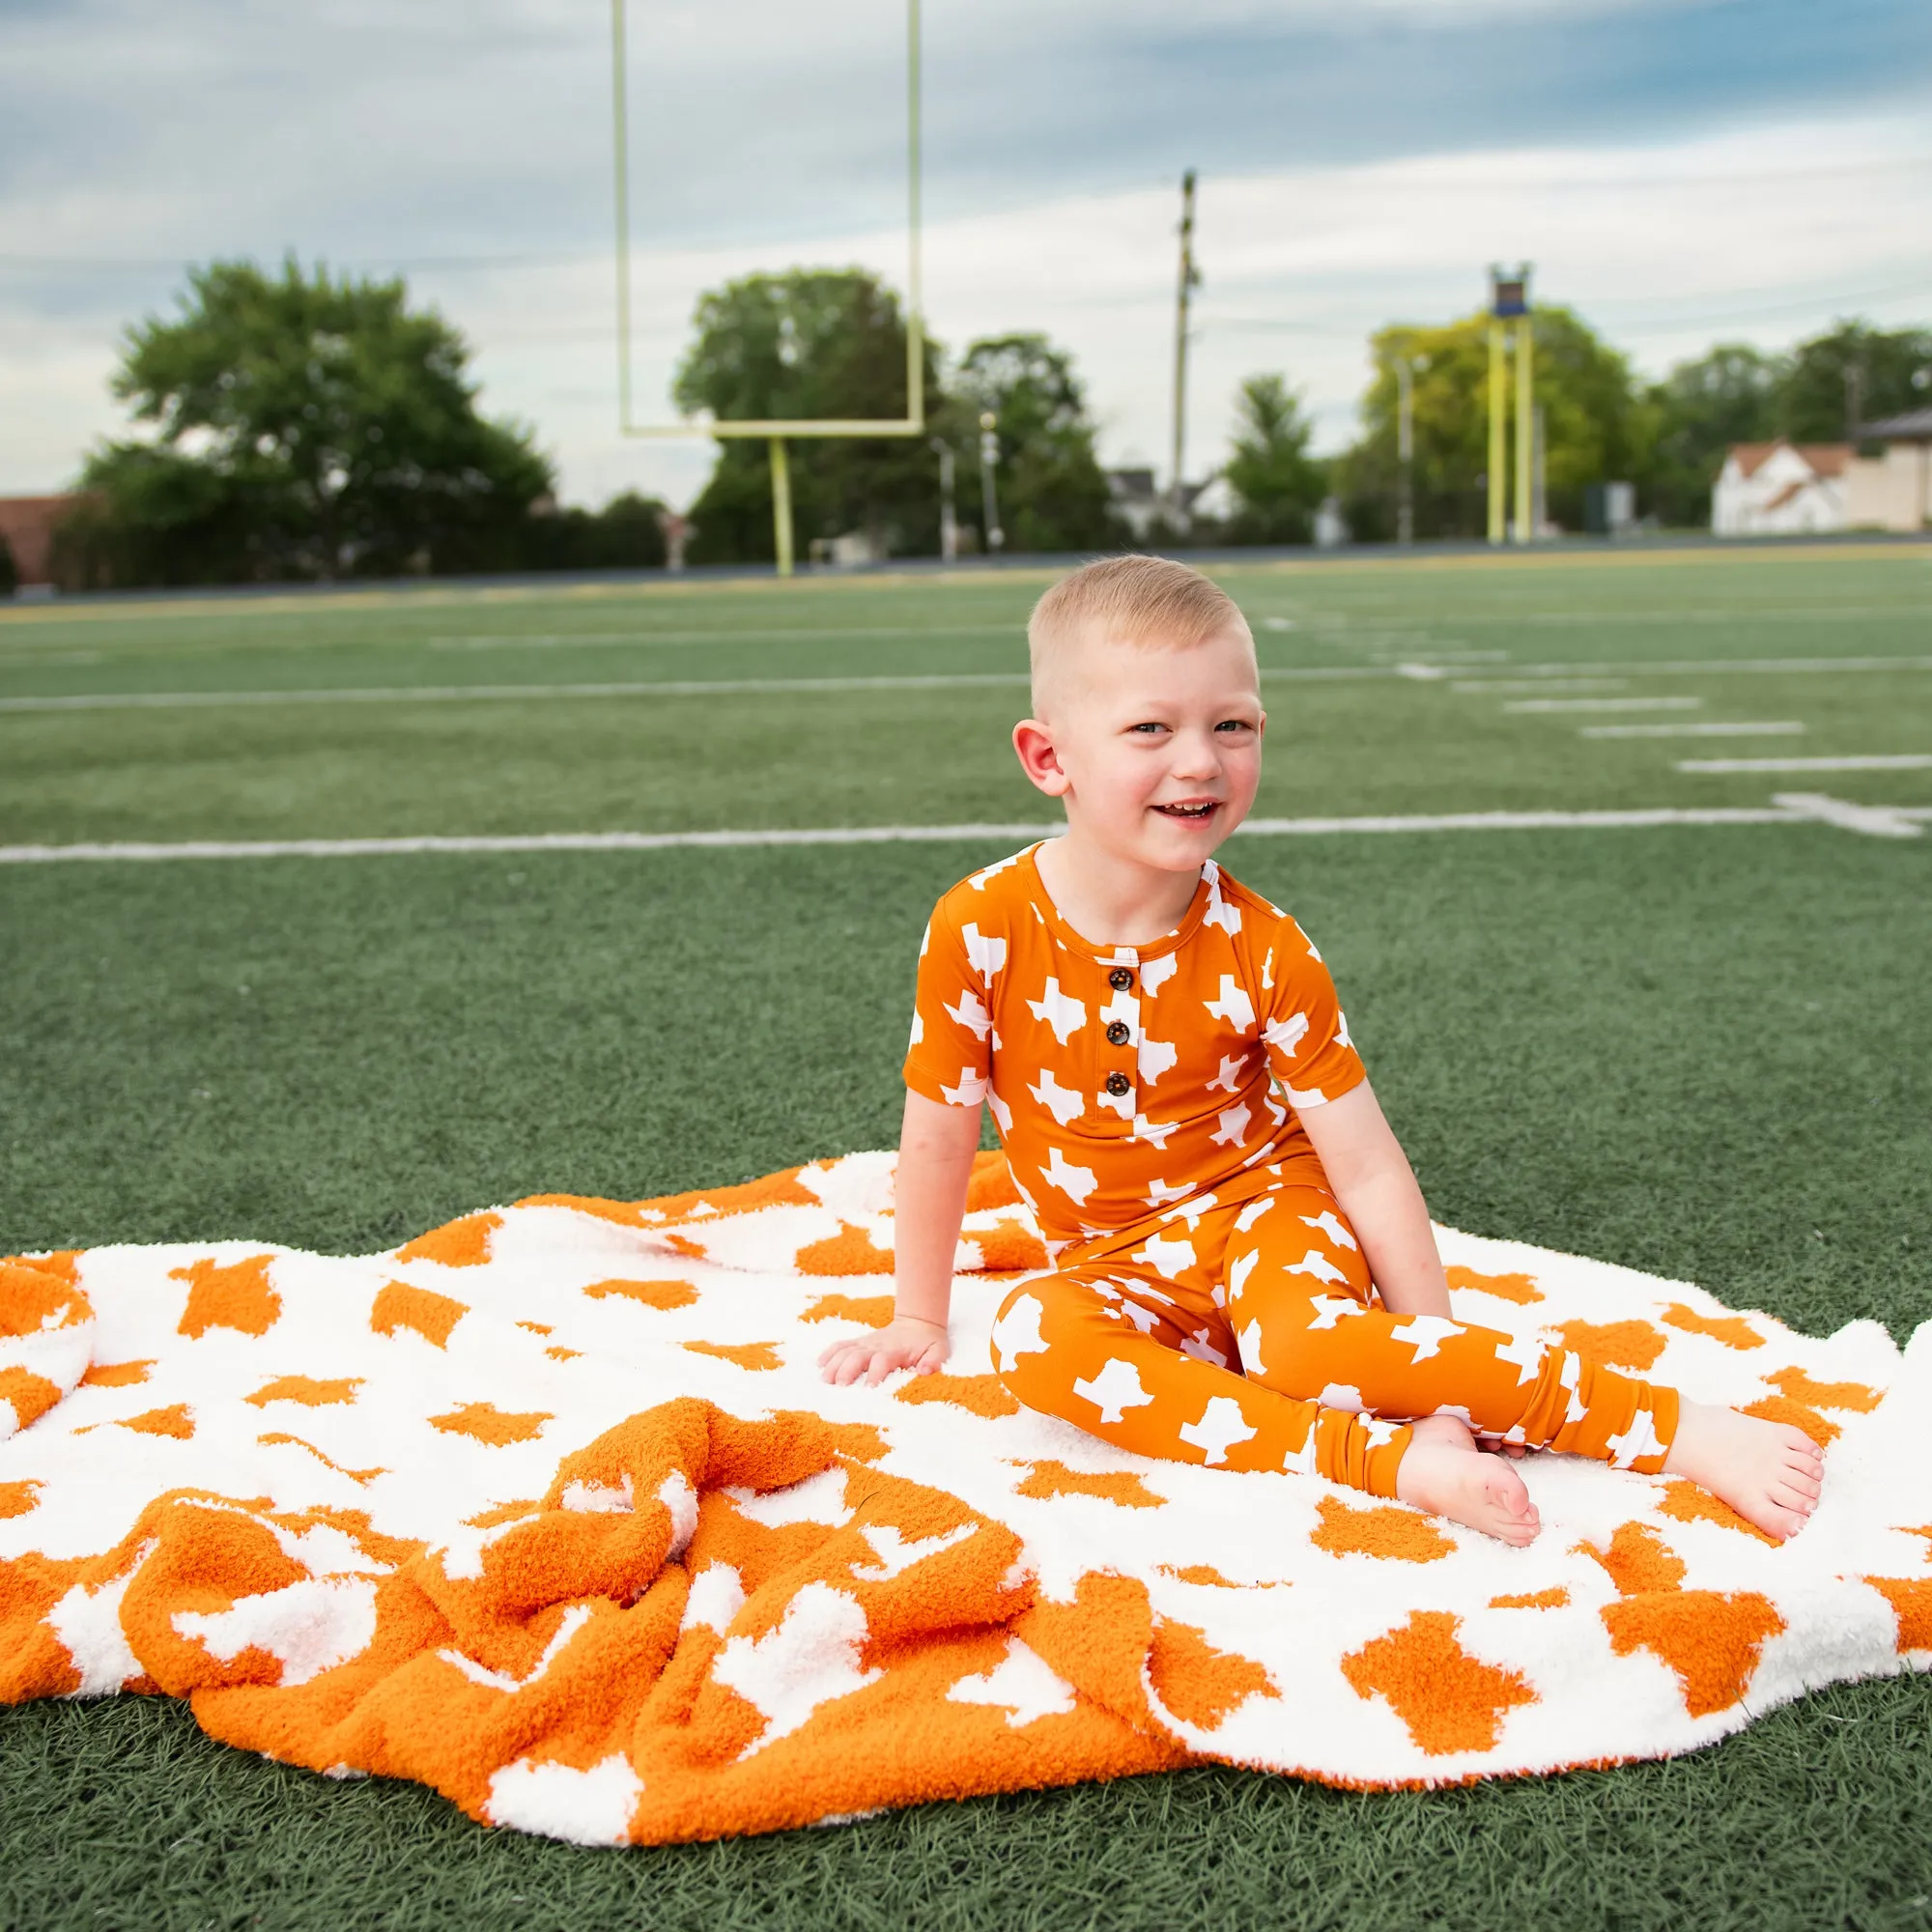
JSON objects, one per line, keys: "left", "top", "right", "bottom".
{"left": 1776, "top": 321, "right": 1932, "bottom": 443}
{"left": 1336, "top": 306, "right": 1650, "bottom": 538}
{"left": 1638, "top": 343, "right": 1779, "bottom": 527}
{"left": 64, "top": 258, "right": 554, "bottom": 586}
{"left": 529, "top": 491, "right": 669, "bottom": 572}
{"left": 944, "top": 333, "right": 1121, "bottom": 554}
{"left": 1220, "top": 375, "right": 1327, "bottom": 544}
{"left": 674, "top": 270, "right": 942, "bottom": 563}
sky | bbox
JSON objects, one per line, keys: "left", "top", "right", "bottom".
{"left": 2, "top": 0, "right": 1929, "bottom": 508}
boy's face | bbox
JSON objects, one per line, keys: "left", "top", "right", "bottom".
{"left": 1015, "top": 623, "right": 1265, "bottom": 872}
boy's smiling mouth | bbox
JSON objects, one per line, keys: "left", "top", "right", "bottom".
{"left": 1152, "top": 800, "right": 1220, "bottom": 821}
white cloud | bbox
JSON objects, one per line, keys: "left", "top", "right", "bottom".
{"left": 1, "top": 0, "right": 1927, "bottom": 501}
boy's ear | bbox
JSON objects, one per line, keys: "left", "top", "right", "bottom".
{"left": 1011, "top": 719, "right": 1070, "bottom": 797}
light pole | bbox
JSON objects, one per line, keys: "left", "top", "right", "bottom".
{"left": 1169, "top": 168, "right": 1201, "bottom": 527}
{"left": 1487, "top": 263, "right": 1530, "bottom": 545}
{"left": 931, "top": 438, "right": 957, "bottom": 561}
{"left": 979, "top": 412, "right": 1005, "bottom": 554}
{"left": 1394, "top": 351, "right": 1427, "bottom": 546}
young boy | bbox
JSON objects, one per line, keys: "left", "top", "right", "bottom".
{"left": 819, "top": 556, "right": 1824, "bottom": 1545}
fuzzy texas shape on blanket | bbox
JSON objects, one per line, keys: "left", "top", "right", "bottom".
{"left": 2, "top": 1150, "right": 1928, "bottom": 1847}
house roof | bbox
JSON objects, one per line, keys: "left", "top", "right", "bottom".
{"left": 1796, "top": 443, "right": 1852, "bottom": 477}
{"left": 1860, "top": 406, "right": 1932, "bottom": 441}
{"left": 1725, "top": 440, "right": 1851, "bottom": 480}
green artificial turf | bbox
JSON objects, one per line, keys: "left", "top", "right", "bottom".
{"left": 3, "top": 547, "right": 1928, "bottom": 842}
{"left": 2, "top": 546, "right": 1931, "bottom": 1928}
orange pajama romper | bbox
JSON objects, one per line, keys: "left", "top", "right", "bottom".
{"left": 903, "top": 845, "right": 1680, "bottom": 1499}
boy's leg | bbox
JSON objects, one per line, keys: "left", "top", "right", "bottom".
{"left": 989, "top": 1268, "right": 1411, "bottom": 1496}
{"left": 1224, "top": 1189, "right": 1678, "bottom": 1472}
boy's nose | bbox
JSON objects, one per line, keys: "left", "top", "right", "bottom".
{"left": 1169, "top": 732, "right": 1222, "bottom": 780}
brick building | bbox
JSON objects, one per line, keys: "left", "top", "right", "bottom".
{"left": 0, "top": 495, "right": 83, "bottom": 587}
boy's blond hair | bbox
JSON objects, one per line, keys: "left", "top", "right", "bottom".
{"left": 1027, "top": 554, "right": 1252, "bottom": 709}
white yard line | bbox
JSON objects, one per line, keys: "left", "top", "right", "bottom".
{"left": 1502, "top": 607, "right": 1927, "bottom": 627}
{"left": 6, "top": 656, "right": 1931, "bottom": 716}
{"left": 1481, "top": 655, "right": 1932, "bottom": 678}
{"left": 0, "top": 673, "right": 1034, "bottom": 713}
{"left": 1768, "top": 792, "right": 1928, "bottom": 839}
{"left": 1579, "top": 721, "right": 1805, "bottom": 739}
{"left": 1453, "top": 679, "right": 1630, "bottom": 695}
{"left": 1677, "top": 753, "right": 1932, "bottom": 774}
{"left": 1505, "top": 696, "right": 1705, "bottom": 714}
{"left": 0, "top": 664, "right": 1485, "bottom": 713}
{"left": 429, "top": 624, "right": 1023, "bottom": 649}
{"left": 4, "top": 798, "right": 1925, "bottom": 867}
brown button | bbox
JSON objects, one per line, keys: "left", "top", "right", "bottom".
{"left": 1109, "top": 966, "right": 1134, "bottom": 990}
{"left": 1105, "top": 1020, "right": 1131, "bottom": 1046}
{"left": 1105, "top": 1071, "right": 1131, "bottom": 1097}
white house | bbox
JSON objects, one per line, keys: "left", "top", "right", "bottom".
{"left": 1713, "top": 442, "right": 1851, "bottom": 535}
{"left": 1714, "top": 431, "right": 1930, "bottom": 536}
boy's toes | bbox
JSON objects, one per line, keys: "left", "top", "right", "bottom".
{"left": 1478, "top": 1465, "right": 1540, "bottom": 1543}
{"left": 1782, "top": 1463, "right": 1824, "bottom": 1501}
{"left": 1770, "top": 1474, "right": 1819, "bottom": 1515}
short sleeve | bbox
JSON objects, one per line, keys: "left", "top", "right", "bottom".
{"left": 1258, "top": 918, "right": 1366, "bottom": 1108}
{"left": 902, "top": 896, "right": 996, "bottom": 1108}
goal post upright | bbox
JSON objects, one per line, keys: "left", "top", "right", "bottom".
{"left": 610, "top": 0, "right": 927, "bottom": 575}
{"left": 1487, "top": 264, "right": 1531, "bottom": 546}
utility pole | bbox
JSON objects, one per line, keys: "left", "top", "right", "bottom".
{"left": 979, "top": 412, "right": 1005, "bottom": 554}
{"left": 931, "top": 438, "right": 957, "bottom": 560}
{"left": 1845, "top": 359, "right": 1864, "bottom": 441}
{"left": 1169, "top": 169, "right": 1200, "bottom": 528}
{"left": 1395, "top": 353, "right": 1419, "bottom": 546}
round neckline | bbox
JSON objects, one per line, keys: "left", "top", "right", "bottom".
{"left": 1022, "top": 842, "right": 1212, "bottom": 961}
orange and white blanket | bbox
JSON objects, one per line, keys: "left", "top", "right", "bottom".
{"left": 2, "top": 1151, "right": 1927, "bottom": 1845}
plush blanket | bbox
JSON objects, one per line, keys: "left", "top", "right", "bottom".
{"left": 2, "top": 1151, "right": 1927, "bottom": 1846}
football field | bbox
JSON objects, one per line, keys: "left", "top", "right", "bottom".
{"left": 2, "top": 544, "right": 1930, "bottom": 1929}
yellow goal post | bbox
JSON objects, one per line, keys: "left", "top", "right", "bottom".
{"left": 610, "top": 0, "right": 927, "bottom": 574}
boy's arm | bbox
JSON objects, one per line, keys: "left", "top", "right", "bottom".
{"left": 1294, "top": 1081, "right": 1451, "bottom": 1319}
{"left": 818, "top": 1089, "right": 980, "bottom": 1385}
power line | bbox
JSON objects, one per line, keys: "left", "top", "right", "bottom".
{"left": 1202, "top": 277, "right": 1932, "bottom": 340}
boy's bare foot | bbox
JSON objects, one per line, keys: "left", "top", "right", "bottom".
{"left": 1662, "top": 1400, "right": 1824, "bottom": 1540}
{"left": 1394, "top": 1415, "right": 1541, "bottom": 1547}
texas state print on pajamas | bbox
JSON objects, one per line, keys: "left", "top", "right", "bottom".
{"left": 904, "top": 846, "right": 1680, "bottom": 1494}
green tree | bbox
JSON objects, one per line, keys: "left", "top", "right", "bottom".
{"left": 1776, "top": 321, "right": 1932, "bottom": 443}
{"left": 674, "top": 270, "right": 941, "bottom": 564}
{"left": 529, "top": 491, "right": 669, "bottom": 572}
{"left": 1638, "top": 343, "right": 1779, "bottom": 527}
{"left": 1220, "top": 375, "right": 1327, "bottom": 544}
{"left": 64, "top": 258, "right": 553, "bottom": 586}
{"left": 944, "top": 333, "right": 1121, "bottom": 554}
{"left": 1337, "top": 306, "right": 1650, "bottom": 539}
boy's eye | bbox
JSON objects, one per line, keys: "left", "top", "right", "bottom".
{"left": 1128, "top": 722, "right": 1166, "bottom": 735}
{"left": 1215, "top": 719, "right": 1254, "bottom": 733}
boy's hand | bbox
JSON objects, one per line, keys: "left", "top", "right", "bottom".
{"left": 817, "top": 1315, "right": 950, "bottom": 1386}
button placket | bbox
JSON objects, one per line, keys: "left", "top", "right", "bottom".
{"left": 1096, "top": 969, "right": 1139, "bottom": 1120}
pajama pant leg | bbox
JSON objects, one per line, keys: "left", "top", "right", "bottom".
{"left": 989, "top": 1268, "right": 1411, "bottom": 1498}
{"left": 1223, "top": 1188, "right": 1679, "bottom": 1472}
